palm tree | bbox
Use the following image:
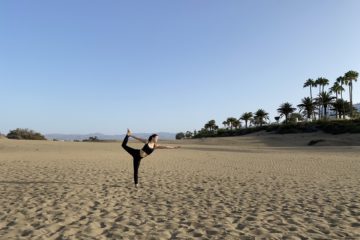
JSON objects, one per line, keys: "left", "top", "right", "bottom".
{"left": 277, "top": 102, "right": 296, "bottom": 124}
{"left": 329, "top": 82, "right": 343, "bottom": 101}
{"left": 316, "top": 92, "right": 335, "bottom": 118}
{"left": 254, "top": 109, "right": 269, "bottom": 127}
{"left": 315, "top": 78, "right": 330, "bottom": 118}
{"left": 311, "top": 79, "right": 319, "bottom": 119}
{"left": 204, "top": 120, "right": 217, "bottom": 131}
{"left": 185, "top": 131, "right": 193, "bottom": 138}
{"left": 303, "top": 78, "right": 315, "bottom": 100}
{"left": 226, "top": 117, "right": 238, "bottom": 130}
{"left": 298, "top": 97, "right": 316, "bottom": 120}
{"left": 329, "top": 82, "right": 344, "bottom": 118}
{"left": 222, "top": 120, "right": 228, "bottom": 129}
{"left": 317, "top": 77, "right": 330, "bottom": 92}
{"left": 233, "top": 119, "right": 241, "bottom": 129}
{"left": 336, "top": 76, "right": 346, "bottom": 119}
{"left": 331, "top": 99, "right": 353, "bottom": 119}
{"left": 240, "top": 112, "right": 253, "bottom": 128}
{"left": 209, "top": 120, "right": 217, "bottom": 131}
{"left": 336, "top": 76, "right": 346, "bottom": 99}
{"left": 344, "top": 70, "right": 359, "bottom": 117}
{"left": 314, "top": 78, "right": 321, "bottom": 119}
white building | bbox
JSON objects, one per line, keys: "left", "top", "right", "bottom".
{"left": 354, "top": 103, "right": 360, "bottom": 112}
{"left": 326, "top": 103, "right": 360, "bottom": 119}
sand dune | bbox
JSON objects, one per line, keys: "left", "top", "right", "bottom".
{"left": 173, "top": 131, "right": 360, "bottom": 147}
{"left": 0, "top": 135, "right": 360, "bottom": 239}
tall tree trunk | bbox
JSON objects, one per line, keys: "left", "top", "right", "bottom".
{"left": 310, "top": 86, "right": 314, "bottom": 120}
{"left": 335, "top": 92, "right": 338, "bottom": 118}
{"left": 340, "top": 84, "right": 345, "bottom": 119}
{"left": 350, "top": 82, "right": 353, "bottom": 118}
{"left": 318, "top": 87, "right": 321, "bottom": 119}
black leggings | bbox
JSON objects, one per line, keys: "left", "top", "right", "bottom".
{"left": 122, "top": 135, "right": 143, "bottom": 185}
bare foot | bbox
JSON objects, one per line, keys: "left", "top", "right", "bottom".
{"left": 127, "top": 129, "right": 132, "bottom": 136}
{"left": 135, "top": 183, "right": 139, "bottom": 188}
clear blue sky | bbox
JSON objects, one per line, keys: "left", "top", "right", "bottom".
{"left": 1, "top": 1, "right": 360, "bottom": 135}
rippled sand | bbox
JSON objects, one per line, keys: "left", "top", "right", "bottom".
{"left": 0, "top": 135, "right": 360, "bottom": 239}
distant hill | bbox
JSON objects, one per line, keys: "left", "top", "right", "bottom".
{"left": 45, "top": 132, "right": 176, "bottom": 141}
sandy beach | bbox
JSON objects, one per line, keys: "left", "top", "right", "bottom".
{"left": 1, "top": 133, "right": 360, "bottom": 239}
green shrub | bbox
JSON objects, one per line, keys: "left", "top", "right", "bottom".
{"left": 7, "top": 128, "right": 46, "bottom": 140}
{"left": 176, "top": 132, "right": 185, "bottom": 140}
{"left": 83, "top": 136, "right": 100, "bottom": 142}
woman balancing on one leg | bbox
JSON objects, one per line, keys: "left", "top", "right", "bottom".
{"left": 122, "top": 129, "right": 181, "bottom": 188}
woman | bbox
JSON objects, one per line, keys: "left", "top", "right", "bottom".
{"left": 122, "top": 129, "right": 180, "bottom": 188}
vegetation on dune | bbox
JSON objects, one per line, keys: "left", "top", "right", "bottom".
{"left": 176, "top": 69, "right": 360, "bottom": 139}
{"left": 82, "top": 136, "right": 118, "bottom": 142}
{"left": 83, "top": 136, "right": 101, "bottom": 142}
{"left": 6, "top": 128, "right": 46, "bottom": 140}
{"left": 175, "top": 132, "right": 185, "bottom": 140}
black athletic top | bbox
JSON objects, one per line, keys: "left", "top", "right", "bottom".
{"left": 142, "top": 143, "right": 155, "bottom": 155}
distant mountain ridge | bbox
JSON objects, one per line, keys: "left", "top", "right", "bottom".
{"left": 45, "top": 132, "right": 176, "bottom": 141}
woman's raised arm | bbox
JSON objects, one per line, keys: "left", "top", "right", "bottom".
{"left": 126, "top": 129, "right": 147, "bottom": 143}
{"left": 131, "top": 135, "right": 147, "bottom": 144}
